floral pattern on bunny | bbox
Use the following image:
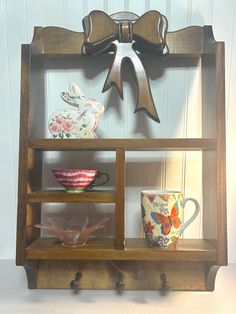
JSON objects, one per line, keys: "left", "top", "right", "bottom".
{"left": 48, "top": 83, "right": 104, "bottom": 139}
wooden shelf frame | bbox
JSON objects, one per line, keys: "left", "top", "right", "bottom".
{"left": 26, "top": 238, "right": 216, "bottom": 262}
{"left": 16, "top": 23, "right": 227, "bottom": 291}
{"left": 27, "top": 190, "right": 116, "bottom": 203}
{"left": 28, "top": 138, "right": 217, "bottom": 151}
{"left": 31, "top": 25, "right": 212, "bottom": 58}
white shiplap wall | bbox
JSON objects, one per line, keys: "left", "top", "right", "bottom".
{"left": 0, "top": 0, "right": 235, "bottom": 263}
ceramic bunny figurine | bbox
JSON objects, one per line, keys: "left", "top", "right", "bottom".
{"left": 48, "top": 83, "right": 104, "bottom": 139}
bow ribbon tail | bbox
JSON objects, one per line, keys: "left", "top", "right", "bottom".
{"left": 102, "top": 42, "right": 160, "bottom": 123}
{"left": 127, "top": 48, "right": 160, "bottom": 123}
{"left": 102, "top": 43, "right": 124, "bottom": 98}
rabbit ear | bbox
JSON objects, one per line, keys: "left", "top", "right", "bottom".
{"left": 60, "top": 83, "right": 86, "bottom": 107}
{"left": 71, "top": 83, "right": 85, "bottom": 97}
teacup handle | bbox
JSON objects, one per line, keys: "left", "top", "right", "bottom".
{"left": 179, "top": 198, "right": 200, "bottom": 235}
{"left": 90, "top": 171, "right": 110, "bottom": 188}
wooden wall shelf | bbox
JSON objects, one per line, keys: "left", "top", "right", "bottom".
{"left": 27, "top": 190, "right": 116, "bottom": 203}
{"left": 29, "top": 138, "right": 216, "bottom": 151}
{"left": 16, "top": 17, "right": 227, "bottom": 292}
{"left": 26, "top": 238, "right": 216, "bottom": 262}
{"left": 31, "top": 25, "right": 210, "bottom": 57}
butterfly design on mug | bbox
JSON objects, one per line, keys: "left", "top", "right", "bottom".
{"left": 151, "top": 202, "right": 181, "bottom": 235}
{"left": 159, "top": 194, "right": 170, "bottom": 202}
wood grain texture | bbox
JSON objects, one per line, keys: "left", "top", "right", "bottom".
{"left": 25, "top": 204, "right": 41, "bottom": 247}
{"left": 202, "top": 27, "right": 227, "bottom": 266}
{"left": 102, "top": 41, "right": 160, "bottom": 122}
{"left": 82, "top": 10, "right": 168, "bottom": 122}
{"left": 27, "top": 190, "right": 115, "bottom": 203}
{"left": 27, "top": 149, "right": 43, "bottom": 192}
{"left": 16, "top": 45, "right": 31, "bottom": 266}
{"left": 26, "top": 238, "right": 216, "bottom": 262}
{"left": 16, "top": 11, "right": 227, "bottom": 292}
{"left": 202, "top": 26, "right": 218, "bottom": 248}
{"left": 167, "top": 26, "right": 204, "bottom": 56}
{"left": 25, "top": 260, "right": 217, "bottom": 291}
{"left": 29, "top": 30, "right": 45, "bottom": 138}
{"left": 32, "top": 27, "right": 84, "bottom": 55}
{"left": 30, "top": 25, "right": 205, "bottom": 57}
{"left": 29, "top": 138, "right": 216, "bottom": 151}
{"left": 215, "top": 42, "right": 227, "bottom": 266}
{"left": 202, "top": 151, "right": 217, "bottom": 241}
{"left": 202, "top": 26, "right": 217, "bottom": 138}
{"left": 27, "top": 40, "right": 44, "bottom": 245}
{"left": 24, "top": 261, "right": 39, "bottom": 289}
{"left": 115, "top": 149, "right": 125, "bottom": 249}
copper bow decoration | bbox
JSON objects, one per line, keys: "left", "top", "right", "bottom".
{"left": 82, "top": 10, "right": 168, "bottom": 123}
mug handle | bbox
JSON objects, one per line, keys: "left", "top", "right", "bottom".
{"left": 179, "top": 198, "right": 200, "bottom": 235}
{"left": 90, "top": 171, "right": 110, "bottom": 188}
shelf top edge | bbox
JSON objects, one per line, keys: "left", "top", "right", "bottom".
{"left": 29, "top": 25, "right": 216, "bottom": 57}
{"left": 25, "top": 238, "right": 217, "bottom": 262}
{"left": 28, "top": 138, "right": 217, "bottom": 151}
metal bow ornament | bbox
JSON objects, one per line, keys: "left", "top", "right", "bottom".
{"left": 82, "top": 10, "right": 168, "bottom": 123}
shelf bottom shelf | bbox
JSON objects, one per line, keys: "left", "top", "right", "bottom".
{"left": 26, "top": 237, "right": 217, "bottom": 262}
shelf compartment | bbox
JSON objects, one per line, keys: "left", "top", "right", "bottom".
{"left": 29, "top": 138, "right": 217, "bottom": 151}
{"left": 26, "top": 237, "right": 216, "bottom": 262}
{"left": 27, "top": 190, "right": 116, "bottom": 203}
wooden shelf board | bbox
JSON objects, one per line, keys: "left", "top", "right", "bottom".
{"left": 26, "top": 237, "right": 217, "bottom": 262}
{"left": 27, "top": 190, "right": 116, "bottom": 203}
{"left": 29, "top": 138, "right": 216, "bottom": 151}
{"left": 33, "top": 26, "right": 209, "bottom": 57}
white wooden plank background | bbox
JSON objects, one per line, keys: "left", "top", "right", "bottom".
{"left": 0, "top": 0, "right": 235, "bottom": 262}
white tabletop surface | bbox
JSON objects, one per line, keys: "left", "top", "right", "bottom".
{"left": 0, "top": 260, "right": 235, "bottom": 314}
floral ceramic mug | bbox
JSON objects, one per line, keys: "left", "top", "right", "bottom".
{"left": 141, "top": 190, "right": 200, "bottom": 248}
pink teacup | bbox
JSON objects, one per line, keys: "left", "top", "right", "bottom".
{"left": 52, "top": 169, "right": 109, "bottom": 193}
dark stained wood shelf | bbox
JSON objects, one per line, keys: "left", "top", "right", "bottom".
{"left": 16, "top": 21, "right": 227, "bottom": 290}
{"left": 32, "top": 26, "right": 209, "bottom": 58}
{"left": 27, "top": 190, "right": 116, "bottom": 203}
{"left": 26, "top": 237, "right": 217, "bottom": 262}
{"left": 28, "top": 138, "right": 216, "bottom": 151}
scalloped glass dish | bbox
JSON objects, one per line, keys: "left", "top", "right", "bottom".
{"left": 35, "top": 216, "right": 109, "bottom": 248}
